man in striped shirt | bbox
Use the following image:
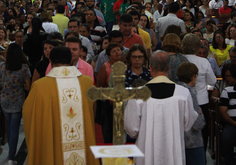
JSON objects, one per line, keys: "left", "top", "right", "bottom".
{"left": 219, "top": 64, "right": 236, "bottom": 165}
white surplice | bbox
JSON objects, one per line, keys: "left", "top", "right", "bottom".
{"left": 124, "top": 76, "right": 198, "bottom": 165}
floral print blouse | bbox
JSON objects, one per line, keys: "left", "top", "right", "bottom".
{"left": 0, "top": 63, "right": 31, "bottom": 113}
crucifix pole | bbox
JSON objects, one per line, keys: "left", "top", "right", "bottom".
{"left": 87, "top": 61, "right": 151, "bottom": 145}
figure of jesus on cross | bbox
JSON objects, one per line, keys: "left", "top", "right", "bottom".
{"left": 87, "top": 61, "right": 151, "bottom": 145}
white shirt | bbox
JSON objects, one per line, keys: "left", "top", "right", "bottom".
{"left": 228, "top": 0, "right": 235, "bottom": 6}
{"left": 185, "top": 55, "right": 217, "bottom": 105}
{"left": 42, "top": 22, "right": 59, "bottom": 33}
{"left": 209, "top": 0, "right": 223, "bottom": 9}
{"left": 125, "top": 76, "right": 198, "bottom": 165}
{"left": 153, "top": 9, "right": 164, "bottom": 23}
{"left": 199, "top": 6, "right": 207, "bottom": 17}
{"left": 182, "top": 6, "right": 195, "bottom": 16}
{"left": 225, "top": 38, "right": 235, "bottom": 47}
{"left": 155, "top": 13, "right": 185, "bottom": 41}
{"left": 79, "top": 34, "right": 94, "bottom": 61}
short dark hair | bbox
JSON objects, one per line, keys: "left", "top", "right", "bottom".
{"left": 42, "top": 40, "right": 59, "bottom": 56}
{"left": 106, "top": 43, "right": 120, "bottom": 56}
{"left": 80, "top": 23, "right": 90, "bottom": 32}
{"left": 231, "top": 11, "right": 236, "bottom": 19}
{"left": 192, "top": 29, "right": 203, "bottom": 38}
{"left": 68, "top": 18, "right": 80, "bottom": 27}
{"left": 177, "top": 62, "right": 198, "bottom": 83}
{"left": 206, "top": 18, "right": 216, "bottom": 25}
{"left": 65, "top": 31, "right": 79, "bottom": 40}
{"left": 169, "top": 2, "right": 180, "bottom": 13}
{"left": 119, "top": 13, "right": 133, "bottom": 24}
{"left": 81, "top": 45, "right": 88, "bottom": 53}
{"left": 109, "top": 30, "right": 123, "bottom": 42}
{"left": 57, "top": 5, "right": 65, "bottom": 14}
{"left": 50, "top": 46, "right": 72, "bottom": 65}
{"left": 47, "top": 32, "right": 63, "bottom": 41}
{"left": 229, "top": 46, "right": 236, "bottom": 53}
{"left": 128, "top": 10, "right": 140, "bottom": 20}
{"left": 65, "top": 36, "right": 82, "bottom": 49}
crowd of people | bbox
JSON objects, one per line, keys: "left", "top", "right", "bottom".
{"left": 0, "top": 0, "right": 235, "bottom": 164}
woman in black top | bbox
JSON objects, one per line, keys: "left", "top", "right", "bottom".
{"left": 23, "top": 17, "right": 48, "bottom": 74}
{"left": 32, "top": 40, "right": 58, "bottom": 83}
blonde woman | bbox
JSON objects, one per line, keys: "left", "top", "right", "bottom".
{"left": 40, "top": 10, "right": 59, "bottom": 33}
{"left": 162, "top": 33, "right": 189, "bottom": 82}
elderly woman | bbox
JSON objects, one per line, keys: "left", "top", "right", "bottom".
{"left": 162, "top": 33, "right": 189, "bottom": 82}
{"left": 210, "top": 30, "right": 232, "bottom": 65}
{"left": 125, "top": 44, "right": 152, "bottom": 87}
{"left": 182, "top": 33, "right": 217, "bottom": 153}
{"left": 177, "top": 62, "right": 206, "bottom": 165}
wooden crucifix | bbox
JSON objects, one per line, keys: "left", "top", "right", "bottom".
{"left": 87, "top": 61, "right": 151, "bottom": 145}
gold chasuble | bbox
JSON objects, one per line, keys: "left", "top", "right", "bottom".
{"left": 23, "top": 66, "right": 99, "bottom": 165}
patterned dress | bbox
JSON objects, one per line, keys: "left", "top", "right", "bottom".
{"left": 168, "top": 53, "right": 189, "bottom": 83}
{"left": 0, "top": 63, "right": 31, "bottom": 113}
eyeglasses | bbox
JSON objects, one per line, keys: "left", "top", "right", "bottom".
{"left": 230, "top": 55, "right": 236, "bottom": 59}
{"left": 131, "top": 55, "right": 144, "bottom": 59}
{"left": 225, "top": 74, "right": 233, "bottom": 78}
{"left": 86, "top": 13, "right": 94, "bottom": 16}
{"left": 215, "top": 36, "right": 223, "bottom": 40}
{"left": 230, "top": 29, "right": 236, "bottom": 33}
{"left": 68, "top": 26, "right": 78, "bottom": 28}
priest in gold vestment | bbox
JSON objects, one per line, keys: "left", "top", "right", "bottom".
{"left": 23, "top": 46, "right": 99, "bottom": 165}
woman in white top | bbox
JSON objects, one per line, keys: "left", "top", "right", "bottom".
{"left": 209, "top": 0, "right": 223, "bottom": 9}
{"left": 40, "top": 10, "right": 59, "bottom": 34}
{"left": 199, "top": 0, "right": 209, "bottom": 17}
{"left": 225, "top": 25, "right": 236, "bottom": 46}
{"left": 182, "top": 33, "right": 217, "bottom": 152}
{"left": 153, "top": 3, "right": 164, "bottom": 22}
{"left": 182, "top": 0, "right": 195, "bottom": 16}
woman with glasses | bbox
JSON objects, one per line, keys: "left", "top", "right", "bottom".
{"left": 225, "top": 25, "right": 236, "bottom": 46}
{"left": 210, "top": 30, "right": 232, "bottom": 65}
{"left": 125, "top": 44, "right": 151, "bottom": 87}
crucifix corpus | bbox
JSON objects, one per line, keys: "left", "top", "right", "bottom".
{"left": 87, "top": 61, "right": 151, "bottom": 145}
